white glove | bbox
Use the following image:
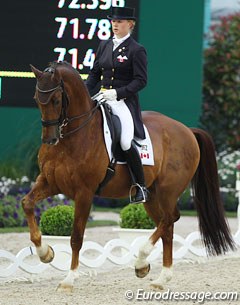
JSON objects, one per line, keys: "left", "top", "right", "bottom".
{"left": 102, "top": 89, "right": 117, "bottom": 101}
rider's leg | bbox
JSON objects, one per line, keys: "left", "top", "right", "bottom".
{"left": 123, "top": 142, "right": 149, "bottom": 203}
{"left": 106, "top": 99, "right": 149, "bottom": 203}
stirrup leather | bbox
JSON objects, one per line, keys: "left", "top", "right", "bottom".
{"left": 129, "top": 183, "right": 147, "bottom": 204}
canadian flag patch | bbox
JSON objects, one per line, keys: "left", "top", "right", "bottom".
{"left": 141, "top": 153, "right": 149, "bottom": 159}
{"left": 140, "top": 145, "right": 149, "bottom": 159}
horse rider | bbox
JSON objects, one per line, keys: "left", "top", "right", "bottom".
{"left": 86, "top": 6, "right": 149, "bottom": 203}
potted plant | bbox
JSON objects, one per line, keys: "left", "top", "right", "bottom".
{"left": 39, "top": 205, "right": 75, "bottom": 267}
{"left": 40, "top": 205, "right": 74, "bottom": 246}
{"left": 113, "top": 204, "right": 155, "bottom": 245}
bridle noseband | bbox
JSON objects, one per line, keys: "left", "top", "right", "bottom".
{"left": 36, "top": 78, "right": 100, "bottom": 139}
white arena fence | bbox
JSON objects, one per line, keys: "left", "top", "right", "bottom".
{"left": 0, "top": 188, "right": 240, "bottom": 278}
{"left": 0, "top": 230, "right": 240, "bottom": 278}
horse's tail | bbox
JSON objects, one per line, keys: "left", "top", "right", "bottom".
{"left": 190, "top": 128, "right": 236, "bottom": 256}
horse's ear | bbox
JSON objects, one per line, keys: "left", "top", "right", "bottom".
{"left": 51, "top": 68, "right": 61, "bottom": 83}
{"left": 30, "top": 64, "right": 43, "bottom": 79}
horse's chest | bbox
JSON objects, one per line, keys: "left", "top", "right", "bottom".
{"left": 40, "top": 155, "right": 66, "bottom": 182}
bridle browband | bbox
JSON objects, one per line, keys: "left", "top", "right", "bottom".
{"left": 36, "top": 84, "right": 62, "bottom": 94}
{"left": 36, "top": 76, "right": 100, "bottom": 139}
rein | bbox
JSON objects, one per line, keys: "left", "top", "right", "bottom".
{"left": 59, "top": 103, "right": 100, "bottom": 138}
{"left": 36, "top": 80, "right": 101, "bottom": 139}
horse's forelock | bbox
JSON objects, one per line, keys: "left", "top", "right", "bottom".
{"left": 58, "top": 61, "right": 81, "bottom": 77}
{"left": 38, "top": 71, "right": 58, "bottom": 90}
{"left": 37, "top": 61, "right": 83, "bottom": 96}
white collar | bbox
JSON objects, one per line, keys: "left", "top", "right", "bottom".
{"left": 113, "top": 33, "right": 130, "bottom": 44}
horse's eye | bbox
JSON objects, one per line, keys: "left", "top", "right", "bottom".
{"left": 54, "top": 99, "right": 60, "bottom": 106}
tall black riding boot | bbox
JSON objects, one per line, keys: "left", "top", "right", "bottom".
{"left": 124, "top": 143, "right": 149, "bottom": 203}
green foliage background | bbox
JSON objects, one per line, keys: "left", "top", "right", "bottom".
{"left": 201, "top": 13, "right": 240, "bottom": 152}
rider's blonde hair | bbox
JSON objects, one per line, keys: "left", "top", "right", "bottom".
{"left": 128, "top": 20, "right": 136, "bottom": 34}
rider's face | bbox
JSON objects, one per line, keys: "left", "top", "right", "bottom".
{"left": 111, "top": 20, "right": 132, "bottom": 38}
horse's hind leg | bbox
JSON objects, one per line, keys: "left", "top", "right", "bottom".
{"left": 134, "top": 186, "right": 162, "bottom": 278}
{"left": 150, "top": 221, "right": 175, "bottom": 290}
{"left": 135, "top": 189, "right": 179, "bottom": 290}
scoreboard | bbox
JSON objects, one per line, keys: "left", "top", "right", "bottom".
{"left": 0, "top": 0, "right": 139, "bottom": 107}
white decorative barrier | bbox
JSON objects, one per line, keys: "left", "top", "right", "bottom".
{"left": 0, "top": 230, "right": 239, "bottom": 278}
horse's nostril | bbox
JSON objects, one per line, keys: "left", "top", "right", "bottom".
{"left": 50, "top": 138, "right": 58, "bottom": 145}
{"left": 42, "top": 138, "right": 58, "bottom": 145}
{"left": 42, "top": 138, "right": 48, "bottom": 144}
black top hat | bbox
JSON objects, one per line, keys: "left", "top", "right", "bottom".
{"left": 107, "top": 7, "right": 136, "bottom": 21}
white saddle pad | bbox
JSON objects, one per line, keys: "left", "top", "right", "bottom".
{"left": 100, "top": 105, "right": 154, "bottom": 166}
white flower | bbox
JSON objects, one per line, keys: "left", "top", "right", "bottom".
{"left": 57, "top": 194, "right": 65, "bottom": 200}
{"left": 21, "top": 176, "right": 29, "bottom": 183}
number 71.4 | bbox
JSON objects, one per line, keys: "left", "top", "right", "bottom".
{"left": 54, "top": 48, "right": 96, "bottom": 70}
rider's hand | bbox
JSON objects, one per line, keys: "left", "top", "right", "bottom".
{"left": 102, "top": 89, "right": 117, "bottom": 101}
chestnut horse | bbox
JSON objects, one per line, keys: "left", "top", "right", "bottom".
{"left": 22, "top": 62, "right": 235, "bottom": 292}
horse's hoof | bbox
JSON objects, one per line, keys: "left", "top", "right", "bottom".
{"left": 39, "top": 246, "right": 55, "bottom": 263}
{"left": 150, "top": 281, "right": 164, "bottom": 291}
{"left": 56, "top": 283, "right": 73, "bottom": 293}
{"left": 150, "top": 267, "right": 172, "bottom": 290}
{"left": 135, "top": 264, "right": 150, "bottom": 278}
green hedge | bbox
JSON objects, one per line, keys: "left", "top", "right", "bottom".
{"left": 120, "top": 204, "right": 155, "bottom": 229}
{"left": 40, "top": 205, "right": 74, "bottom": 236}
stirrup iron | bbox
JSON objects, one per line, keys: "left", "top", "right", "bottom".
{"left": 129, "top": 183, "right": 147, "bottom": 204}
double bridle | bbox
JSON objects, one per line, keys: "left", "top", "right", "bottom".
{"left": 36, "top": 80, "right": 100, "bottom": 139}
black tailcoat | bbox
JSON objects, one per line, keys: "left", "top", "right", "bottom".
{"left": 86, "top": 36, "right": 147, "bottom": 139}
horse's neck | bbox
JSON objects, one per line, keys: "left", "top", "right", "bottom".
{"left": 67, "top": 81, "right": 92, "bottom": 117}
{"left": 63, "top": 77, "right": 103, "bottom": 148}
{"left": 63, "top": 106, "right": 103, "bottom": 157}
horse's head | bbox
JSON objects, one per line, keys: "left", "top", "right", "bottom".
{"left": 31, "top": 63, "right": 69, "bottom": 145}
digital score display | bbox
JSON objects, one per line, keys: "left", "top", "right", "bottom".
{"left": 0, "top": 0, "right": 139, "bottom": 107}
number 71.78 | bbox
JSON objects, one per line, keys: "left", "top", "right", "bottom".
{"left": 55, "top": 17, "right": 111, "bottom": 40}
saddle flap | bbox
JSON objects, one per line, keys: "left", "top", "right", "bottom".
{"left": 99, "top": 104, "right": 154, "bottom": 166}
{"left": 101, "top": 103, "right": 121, "bottom": 157}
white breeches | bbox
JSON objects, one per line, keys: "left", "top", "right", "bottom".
{"left": 106, "top": 99, "right": 134, "bottom": 151}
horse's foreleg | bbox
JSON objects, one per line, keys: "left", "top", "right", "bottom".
{"left": 22, "top": 175, "right": 57, "bottom": 263}
{"left": 57, "top": 189, "right": 92, "bottom": 292}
